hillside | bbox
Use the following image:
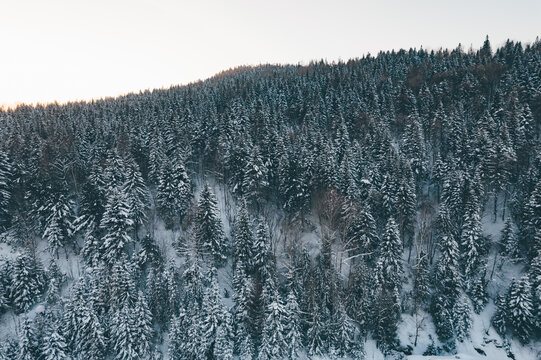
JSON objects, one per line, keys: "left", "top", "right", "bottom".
{"left": 0, "top": 37, "right": 541, "bottom": 359}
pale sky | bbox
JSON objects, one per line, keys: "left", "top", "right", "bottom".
{"left": 0, "top": 0, "right": 539, "bottom": 106}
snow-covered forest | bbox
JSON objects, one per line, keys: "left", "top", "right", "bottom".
{"left": 0, "top": 37, "right": 541, "bottom": 359}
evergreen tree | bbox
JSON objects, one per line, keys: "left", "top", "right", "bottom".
{"left": 18, "top": 317, "right": 36, "bottom": 360}
{"left": 374, "top": 217, "right": 403, "bottom": 350}
{"left": 500, "top": 217, "right": 520, "bottom": 260}
{"left": 507, "top": 276, "right": 534, "bottom": 343}
{"left": 9, "top": 252, "right": 45, "bottom": 313}
{"left": 345, "top": 206, "right": 379, "bottom": 263}
{"left": 454, "top": 296, "right": 472, "bottom": 342}
{"left": 111, "top": 305, "right": 138, "bottom": 360}
{"left": 195, "top": 183, "right": 227, "bottom": 266}
{"left": 41, "top": 323, "right": 68, "bottom": 360}
{"left": 0, "top": 150, "right": 12, "bottom": 230}
{"left": 122, "top": 157, "right": 149, "bottom": 235}
{"left": 213, "top": 321, "right": 234, "bottom": 360}
{"left": 133, "top": 291, "right": 153, "bottom": 358}
{"left": 258, "top": 290, "right": 287, "bottom": 360}
{"left": 460, "top": 193, "right": 484, "bottom": 290}
{"left": 284, "top": 288, "right": 302, "bottom": 359}
{"left": 432, "top": 207, "right": 461, "bottom": 342}
{"left": 242, "top": 145, "right": 268, "bottom": 207}
{"left": 252, "top": 217, "right": 270, "bottom": 273}
{"left": 200, "top": 275, "right": 227, "bottom": 358}
{"left": 100, "top": 188, "right": 134, "bottom": 263}
{"left": 492, "top": 293, "right": 508, "bottom": 335}
{"left": 42, "top": 193, "right": 74, "bottom": 259}
{"left": 156, "top": 154, "right": 192, "bottom": 228}
{"left": 233, "top": 200, "right": 254, "bottom": 272}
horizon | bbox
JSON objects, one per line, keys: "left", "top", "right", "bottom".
{"left": 1, "top": 0, "right": 540, "bottom": 107}
{"left": 1, "top": 36, "right": 537, "bottom": 111}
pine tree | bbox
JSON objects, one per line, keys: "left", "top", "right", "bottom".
{"left": 469, "top": 269, "right": 489, "bottom": 314}
{"left": 233, "top": 200, "right": 254, "bottom": 273}
{"left": 122, "top": 157, "right": 149, "bottom": 235}
{"left": 242, "top": 145, "right": 268, "bottom": 208}
{"left": 213, "top": 317, "right": 234, "bottom": 360}
{"left": 18, "top": 317, "right": 36, "bottom": 360}
{"left": 168, "top": 314, "right": 186, "bottom": 359}
{"left": 0, "top": 150, "right": 12, "bottom": 230}
{"left": 133, "top": 291, "right": 153, "bottom": 358}
{"left": 331, "top": 302, "right": 356, "bottom": 357}
{"left": 252, "top": 217, "right": 270, "bottom": 273}
{"left": 100, "top": 188, "right": 134, "bottom": 263}
{"left": 41, "top": 323, "right": 68, "bottom": 360}
{"left": 375, "top": 217, "right": 403, "bottom": 292}
{"left": 460, "top": 193, "right": 484, "bottom": 290}
{"left": 156, "top": 154, "right": 192, "bottom": 228}
{"left": 492, "top": 293, "right": 508, "bottom": 335}
{"left": 9, "top": 252, "right": 45, "bottom": 313}
{"left": 195, "top": 183, "right": 227, "bottom": 266}
{"left": 200, "top": 275, "right": 227, "bottom": 358}
{"left": 507, "top": 276, "right": 534, "bottom": 343}
{"left": 283, "top": 289, "right": 302, "bottom": 359}
{"left": 258, "top": 290, "right": 287, "bottom": 360}
{"left": 454, "top": 296, "right": 472, "bottom": 342}
{"left": 42, "top": 193, "right": 74, "bottom": 259}
{"left": 345, "top": 206, "right": 379, "bottom": 263}
{"left": 432, "top": 207, "right": 461, "bottom": 342}
{"left": 111, "top": 305, "right": 138, "bottom": 360}
{"left": 500, "top": 217, "right": 520, "bottom": 260}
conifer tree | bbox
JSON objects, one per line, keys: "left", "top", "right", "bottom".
{"left": 284, "top": 288, "right": 302, "bottom": 359}
{"left": 100, "top": 188, "right": 134, "bottom": 263}
{"left": 507, "top": 276, "right": 534, "bottom": 343}
{"left": 500, "top": 217, "right": 520, "bottom": 260}
{"left": 258, "top": 290, "right": 287, "bottom": 360}
{"left": 18, "top": 317, "right": 36, "bottom": 360}
{"left": 0, "top": 150, "right": 12, "bottom": 230}
{"left": 42, "top": 193, "right": 74, "bottom": 259}
{"left": 460, "top": 193, "right": 484, "bottom": 290}
{"left": 42, "top": 323, "right": 68, "bottom": 360}
{"left": 454, "top": 296, "right": 472, "bottom": 342}
{"left": 122, "top": 157, "right": 149, "bottom": 236}
{"left": 156, "top": 154, "right": 192, "bottom": 228}
{"left": 492, "top": 292, "right": 508, "bottom": 335}
{"left": 242, "top": 145, "right": 268, "bottom": 208}
{"left": 233, "top": 200, "right": 254, "bottom": 272}
{"left": 195, "top": 183, "right": 227, "bottom": 266}
{"left": 9, "top": 252, "right": 45, "bottom": 313}
{"left": 432, "top": 207, "right": 461, "bottom": 342}
{"left": 200, "top": 275, "right": 228, "bottom": 358}
{"left": 133, "top": 291, "right": 153, "bottom": 358}
{"left": 111, "top": 305, "right": 138, "bottom": 360}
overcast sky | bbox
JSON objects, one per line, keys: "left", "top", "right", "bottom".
{"left": 0, "top": 0, "right": 539, "bottom": 106}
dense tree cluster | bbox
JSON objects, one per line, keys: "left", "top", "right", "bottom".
{"left": 0, "top": 37, "right": 541, "bottom": 358}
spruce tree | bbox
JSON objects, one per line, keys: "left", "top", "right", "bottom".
{"left": 258, "top": 290, "right": 287, "bottom": 360}
{"left": 432, "top": 207, "right": 461, "bottom": 342}
{"left": 195, "top": 183, "right": 227, "bottom": 266}
{"left": 233, "top": 200, "right": 254, "bottom": 273}
{"left": 454, "top": 296, "right": 472, "bottom": 342}
{"left": 9, "top": 252, "right": 45, "bottom": 313}
{"left": 0, "top": 150, "right": 12, "bottom": 230}
{"left": 156, "top": 154, "right": 192, "bottom": 228}
{"left": 122, "top": 157, "right": 149, "bottom": 235}
{"left": 507, "top": 276, "right": 534, "bottom": 343}
{"left": 18, "top": 317, "right": 36, "bottom": 360}
{"left": 460, "top": 193, "right": 484, "bottom": 291}
{"left": 41, "top": 323, "right": 68, "bottom": 360}
{"left": 100, "top": 188, "right": 134, "bottom": 263}
{"left": 500, "top": 217, "right": 520, "bottom": 260}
